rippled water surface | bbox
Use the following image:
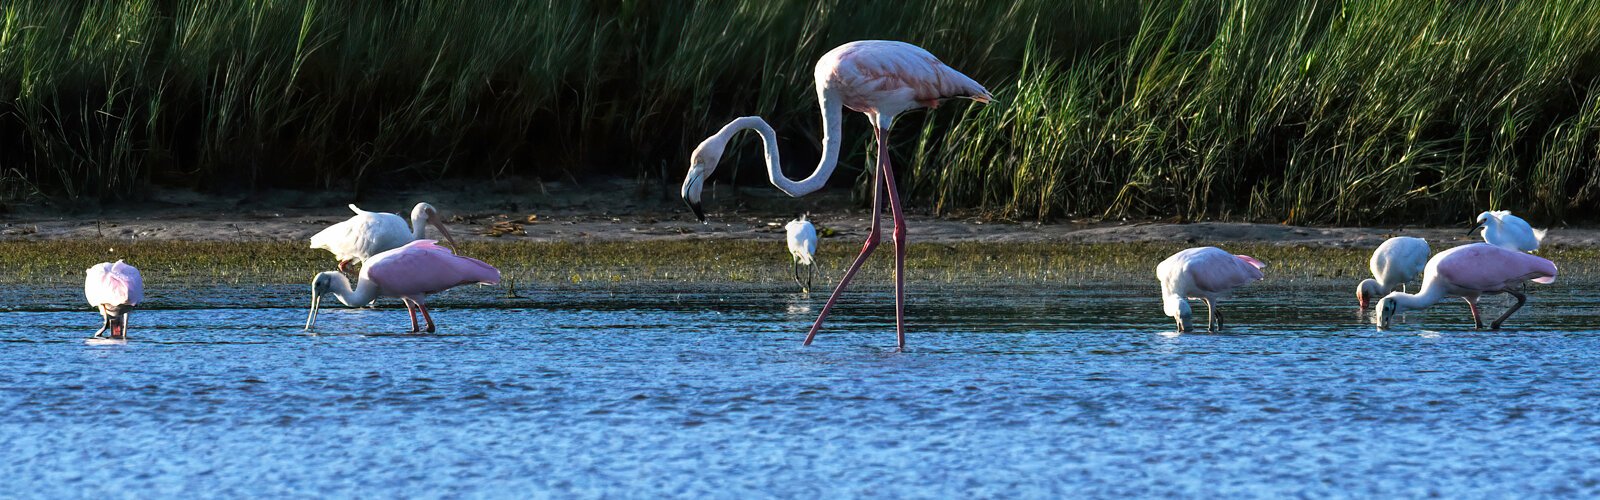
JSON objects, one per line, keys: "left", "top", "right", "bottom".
{"left": 3, "top": 282, "right": 1600, "bottom": 497}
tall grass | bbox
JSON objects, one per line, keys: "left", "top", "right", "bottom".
{"left": 2, "top": 1, "right": 1599, "bottom": 224}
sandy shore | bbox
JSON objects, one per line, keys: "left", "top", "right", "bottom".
{"left": 2, "top": 178, "right": 1586, "bottom": 248}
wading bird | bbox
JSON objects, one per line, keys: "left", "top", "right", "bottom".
{"left": 1357, "top": 236, "right": 1430, "bottom": 309}
{"left": 86, "top": 260, "right": 143, "bottom": 339}
{"left": 1471, "top": 210, "right": 1545, "bottom": 252}
{"left": 681, "top": 40, "right": 991, "bottom": 348}
{"left": 787, "top": 215, "right": 818, "bottom": 292}
{"left": 305, "top": 240, "right": 499, "bottom": 333}
{"left": 311, "top": 203, "right": 460, "bottom": 275}
{"left": 1375, "top": 243, "right": 1556, "bottom": 329}
{"left": 1157, "top": 247, "right": 1267, "bottom": 332}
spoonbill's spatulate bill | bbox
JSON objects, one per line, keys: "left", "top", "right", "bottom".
{"left": 681, "top": 40, "right": 991, "bottom": 348}
{"left": 1357, "top": 236, "right": 1430, "bottom": 309}
{"left": 1472, "top": 210, "right": 1545, "bottom": 252}
{"left": 85, "top": 260, "right": 143, "bottom": 339}
{"left": 305, "top": 240, "right": 499, "bottom": 333}
{"left": 1156, "top": 247, "right": 1267, "bottom": 332}
{"left": 310, "top": 202, "right": 460, "bottom": 274}
{"left": 786, "top": 215, "right": 818, "bottom": 292}
{"left": 1376, "top": 243, "right": 1557, "bottom": 329}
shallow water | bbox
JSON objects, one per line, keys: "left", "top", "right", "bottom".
{"left": 3, "top": 281, "right": 1599, "bottom": 497}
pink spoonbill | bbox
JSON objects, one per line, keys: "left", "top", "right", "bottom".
{"left": 1157, "top": 247, "right": 1267, "bottom": 332}
{"left": 1356, "top": 236, "right": 1430, "bottom": 309}
{"left": 311, "top": 203, "right": 460, "bottom": 275}
{"left": 1471, "top": 210, "right": 1545, "bottom": 252}
{"left": 86, "top": 260, "right": 143, "bottom": 339}
{"left": 305, "top": 240, "right": 499, "bottom": 333}
{"left": 681, "top": 40, "right": 991, "bottom": 348}
{"left": 1375, "top": 243, "right": 1556, "bottom": 329}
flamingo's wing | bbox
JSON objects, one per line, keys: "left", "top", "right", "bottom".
{"left": 366, "top": 240, "right": 500, "bottom": 298}
{"left": 822, "top": 41, "right": 992, "bottom": 110}
{"left": 85, "top": 260, "right": 143, "bottom": 307}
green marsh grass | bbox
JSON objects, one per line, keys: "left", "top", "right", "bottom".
{"left": 4, "top": 1, "right": 1600, "bottom": 224}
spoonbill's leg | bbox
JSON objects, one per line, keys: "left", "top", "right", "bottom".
{"left": 419, "top": 303, "right": 436, "bottom": 333}
{"left": 1490, "top": 290, "right": 1528, "bottom": 330}
{"left": 404, "top": 299, "right": 421, "bottom": 332}
{"left": 1464, "top": 297, "right": 1485, "bottom": 329}
{"left": 1203, "top": 298, "right": 1219, "bottom": 331}
{"left": 879, "top": 126, "right": 908, "bottom": 348}
{"left": 115, "top": 315, "right": 128, "bottom": 339}
{"left": 92, "top": 313, "right": 109, "bottom": 338}
{"left": 803, "top": 136, "right": 886, "bottom": 346}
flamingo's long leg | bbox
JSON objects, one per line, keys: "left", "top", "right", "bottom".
{"left": 419, "top": 303, "right": 436, "bottom": 333}
{"left": 404, "top": 299, "right": 420, "bottom": 332}
{"left": 1490, "top": 290, "right": 1527, "bottom": 330}
{"left": 803, "top": 132, "right": 886, "bottom": 346}
{"left": 878, "top": 127, "right": 908, "bottom": 348}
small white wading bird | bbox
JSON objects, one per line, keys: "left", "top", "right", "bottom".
{"left": 1375, "top": 243, "right": 1556, "bottom": 329}
{"left": 1357, "top": 236, "right": 1431, "bottom": 309}
{"left": 682, "top": 40, "right": 991, "bottom": 348}
{"left": 786, "top": 215, "right": 818, "bottom": 292}
{"left": 305, "top": 240, "right": 499, "bottom": 333}
{"left": 1472, "top": 210, "right": 1545, "bottom": 252}
{"left": 86, "top": 260, "right": 143, "bottom": 339}
{"left": 1157, "top": 247, "right": 1267, "bottom": 332}
{"left": 311, "top": 202, "right": 460, "bottom": 275}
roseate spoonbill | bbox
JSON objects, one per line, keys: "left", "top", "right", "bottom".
{"left": 1356, "top": 236, "right": 1430, "bottom": 309}
{"left": 787, "top": 215, "right": 818, "bottom": 292}
{"left": 1156, "top": 247, "right": 1267, "bottom": 332}
{"left": 681, "top": 40, "right": 991, "bottom": 348}
{"left": 85, "top": 260, "right": 143, "bottom": 339}
{"left": 311, "top": 202, "right": 460, "bottom": 274}
{"left": 1375, "top": 243, "right": 1556, "bottom": 329}
{"left": 304, "top": 240, "right": 499, "bottom": 333}
{"left": 1471, "top": 210, "right": 1545, "bottom": 252}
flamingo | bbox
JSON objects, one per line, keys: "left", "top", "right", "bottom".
{"left": 1471, "top": 210, "right": 1545, "bottom": 252}
{"left": 85, "top": 260, "right": 143, "bottom": 339}
{"left": 304, "top": 240, "right": 499, "bottom": 333}
{"left": 1356, "top": 236, "right": 1430, "bottom": 309}
{"left": 787, "top": 215, "right": 818, "bottom": 292}
{"left": 1375, "top": 243, "right": 1556, "bottom": 329}
{"left": 1156, "top": 247, "right": 1267, "bottom": 332}
{"left": 310, "top": 202, "right": 460, "bottom": 275}
{"left": 681, "top": 40, "right": 991, "bottom": 348}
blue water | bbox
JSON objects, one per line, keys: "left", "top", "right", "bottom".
{"left": 2, "top": 282, "right": 1599, "bottom": 497}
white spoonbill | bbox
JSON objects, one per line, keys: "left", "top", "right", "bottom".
{"left": 786, "top": 215, "right": 818, "bottom": 292}
{"left": 305, "top": 240, "right": 499, "bottom": 333}
{"left": 1157, "top": 247, "right": 1267, "bottom": 332}
{"left": 1356, "top": 236, "right": 1430, "bottom": 309}
{"left": 311, "top": 202, "right": 460, "bottom": 274}
{"left": 86, "top": 260, "right": 143, "bottom": 339}
{"left": 1471, "top": 210, "right": 1545, "bottom": 252}
{"left": 1375, "top": 243, "right": 1556, "bottom": 329}
{"left": 682, "top": 40, "right": 991, "bottom": 348}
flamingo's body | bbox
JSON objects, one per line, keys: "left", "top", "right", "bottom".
{"left": 1375, "top": 243, "right": 1556, "bottom": 329}
{"left": 1357, "top": 236, "right": 1431, "bottom": 309}
{"left": 682, "top": 40, "right": 991, "bottom": 348}
{"left": 305, "top": 240, "right": 499, "bottom": 333}
{"left": 310, "top": 203, "right": 458, "bottom": 274}
{"left": 1473, "top": 210, "right": 1545, "bottom": 252}
{"left": 786, "top": 215, "right": 818, "bottom": 292}
{"left": 1156, "top": 247, "right": 1267, "bottom": 332}
{"left": 85, "top": 260, "right": 143, "bottom": 339}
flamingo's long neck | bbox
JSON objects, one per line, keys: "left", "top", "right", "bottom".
{"left": 720, "top": 90, "right": 844, "bottom": 198}
{"left": 327, "top": 273, "right": 381, "bottom": 307}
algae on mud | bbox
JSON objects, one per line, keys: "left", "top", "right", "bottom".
{"left": 3, "top": 240, "right": 1595, "bottom": 288}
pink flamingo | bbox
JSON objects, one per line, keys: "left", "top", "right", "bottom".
{"left": 1156, "top": 247, "right": 1267, "bottom": 332}
{"left": 1375, "top": 243, "right": 1556, "bottom": 329}
{"left": 86, "top": 260, "right": 143, "bottom": 339}
{"left": 304, "top": 240, "right": 499, "bottom": 333}
{"left": 681, "top": 40, "right": 991, "bottom": 348}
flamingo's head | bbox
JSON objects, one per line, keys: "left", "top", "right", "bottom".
{"left": 411, "top": 202, "right": 459, "bottom": 251}
{"left": 683, "top": 130, "right": 736, "bottom": 223}
{"left": 305, "top": 271, "right": 343, "bottom": 331}
{"left": 1374, "top": 295, "right": 1400, "bottom": 328}
{"left": 1356, "top": 278, "right": 1382, "bottom": 309}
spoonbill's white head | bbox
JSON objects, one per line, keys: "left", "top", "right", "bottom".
{"left": 1163, "top": 295, "right": 1193, "bottom": 332}
{"left": 1374, "top": 296, "right": 1400, "bottom": 328}
{"left": 305, "top": 271, "right": 346, "bottom": 331}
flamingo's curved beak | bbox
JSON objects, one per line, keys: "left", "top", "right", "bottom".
{"left": 682, "top": 162, "right": 710, "bottom": 223}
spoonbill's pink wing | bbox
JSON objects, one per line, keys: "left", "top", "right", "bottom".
{"left": 85, "top": 260, "right": 143, "bottom": 307}
{"left": 1187, "top": 249, "right": 1264, "bottom": 294}
{"left": 365, "top": 240, "right": 499, "bottom": 298}
{"left": 1435, "top": 244, "right": 1557, "bottom": 290}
